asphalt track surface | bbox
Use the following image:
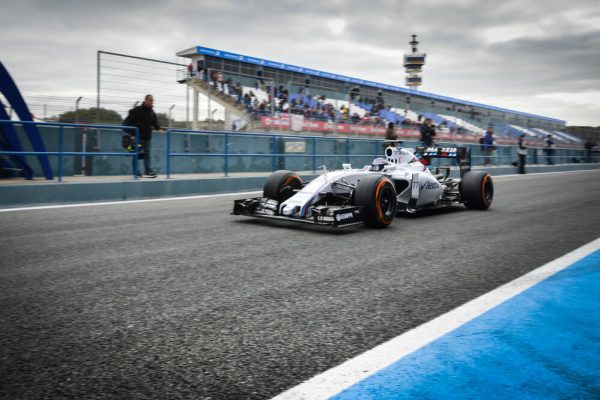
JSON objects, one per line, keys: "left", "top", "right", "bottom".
{"left": 1, "top": 170, "right": 599, "bottom": 399}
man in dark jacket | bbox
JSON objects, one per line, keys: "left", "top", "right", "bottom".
{"left": 517, "top": 134, "right": 527, "bottom": 174}
{"left": 420, "top": 118, "right": 436, "bottom": 147}
{"left": 124, "top": 94, "right": 163, "bottom": 178}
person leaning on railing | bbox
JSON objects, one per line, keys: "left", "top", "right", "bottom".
{"left": 123, "top": 94, "right": 164, "bottom": 178}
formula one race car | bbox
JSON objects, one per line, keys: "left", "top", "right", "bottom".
{"left": 233, "top": 144, "right": 493, "bottom": 228}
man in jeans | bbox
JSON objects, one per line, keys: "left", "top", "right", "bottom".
{"left": 124, "top": 94, "right": 163, "bottom": 178}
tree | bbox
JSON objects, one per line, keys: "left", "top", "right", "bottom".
{"left": 155, "top": 112, "right": 169, "bottom": 128}
{"left": 58, "top": 108, "right": 123, "bottom": 124}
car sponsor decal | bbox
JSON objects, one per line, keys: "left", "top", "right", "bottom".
{"left": 420, "top": 180, "right": 441, "bottom": 190}
{"left": 335, "top": 212, "right": 355, "bottom": 222}
{"left": 423, "top": 147, "right": 458, "bottom": 157}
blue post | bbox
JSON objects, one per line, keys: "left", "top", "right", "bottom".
{"left": 224, "top": 132, "right": 229, "bottom": 177}
{"left": 312, "top": 137, "right": 317, "bottom": 173}
{"left": 271, "top": 135, "right": 277, "bottom": 172}
{"left": 166, "top": 129, "right": 171, "bottom": 178}
{"left": 133, "top": 128, "right": 139, "bottom": 179}
{"left": 57, "top": 125, "right": 64, "bottom": 182}
{"left": 346, "top": 138, "right": 350, "bottom": 164}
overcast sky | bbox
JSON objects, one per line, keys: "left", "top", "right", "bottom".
{"left": 1, "top": 0, "right": 599, "bottom": 126}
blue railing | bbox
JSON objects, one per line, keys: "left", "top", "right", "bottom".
{"left": 0, "top": 120, "right": 597, "bottom": 181}
{"left": 0, "top": 120, "right": 140, "bottom": 182}
{"left": 165, "top": 129, "right": 386, "bottom": 178}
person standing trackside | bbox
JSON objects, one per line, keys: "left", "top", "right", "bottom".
{"left": 124, "top": 94, "right": 164, "bottom": 178}
{"left": 544, "top": 134, "right": 555, "bottom": 165}
{"left": 384, "top": 122, "right": 397, "bottom": 149}
{"left": 420, "top": 118, "right": 436, "bottom": 147}
{"left": 517, "top": 134, "right": 527, "bottom": 174}
{"left": 483, "top": 126, "right": 496, "bottom": 166}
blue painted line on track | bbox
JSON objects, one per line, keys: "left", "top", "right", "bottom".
{"left": 330, "top": 250, "right": 600, "bottom": 400}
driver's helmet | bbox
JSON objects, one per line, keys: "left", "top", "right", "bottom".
{"left": 371, "top": 157, "right": 388, "bottom": 171}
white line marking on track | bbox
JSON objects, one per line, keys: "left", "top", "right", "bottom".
{"left": 271, "top": 237, "right": 600, "bottom": 400}
{"left": 0, "top": 191, "right": 262, "bottom": 213}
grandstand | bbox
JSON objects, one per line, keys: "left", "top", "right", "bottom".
{"left": 176, "top": 45, "right": 569, "bottom": 143}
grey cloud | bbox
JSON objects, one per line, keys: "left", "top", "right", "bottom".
{"left": 1, "top": 0, "right": 599, "bottom": 125}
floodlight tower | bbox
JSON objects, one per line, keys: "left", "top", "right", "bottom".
{"left": 404, "top": 34, "right": 426, "bottom": 90}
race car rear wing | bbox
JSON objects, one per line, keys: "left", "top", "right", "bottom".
{"left": 415, "top": 145, "right": 471, "bottom": 178}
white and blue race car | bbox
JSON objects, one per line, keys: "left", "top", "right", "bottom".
{"left": 233, "top": 145, "right": 493, "bottom": 228}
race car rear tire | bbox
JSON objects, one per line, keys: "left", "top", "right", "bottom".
{"left": 460, "top": 171, "right": 493, "bottom": 210}
{"left": 263, "top": 170, "right": 303, "bottom": 202}
{"left": 354, "top": 175, "right": 397, "bottom": 228}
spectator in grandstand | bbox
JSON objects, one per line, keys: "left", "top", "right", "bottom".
{"left": 217, "top": 71, "right": 224, "bottom": 92}
{"left": 419, "top": 118, "right": 436, "bottom": 147}
{"left": 517, "top": 134, "right": 527, "bottom": 174}
{"left": 544, "top": 134, "right": 556, "bottom": 165}
{"left": 224, "top": 78, "right": 233, "bottom": 95}
{"left": 196, "top": 60, "right": 207, "bottom": 81}
{"left": 243, "top": 93, "right": 252, "bottom": 111}
{"left": 233, "top": 82, "right": 243, "bottom": 103}
{"left": 123, "top": 94, "right": 163, "bottom": 178}
{"left": 483, "top": 127, "right": 496, "bottom": 166}
{"left": 210, "top": 70, "right": 219, "bottom": 90}
{"left": 340, "top": 105, "right": 349, "bottom": 122}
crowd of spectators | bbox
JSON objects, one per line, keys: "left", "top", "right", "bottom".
{"left": 189, "top": 65, "right": 436, "bottom": 129}
{"left": 189, "top": 66, "right": 516, "bottom": 137}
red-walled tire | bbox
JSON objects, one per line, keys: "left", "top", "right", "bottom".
{"left": 461, "top": 171, "right": 494, "bottom": 210}
{"left": 354, "top": 175, "right": 397, "bottom": 228}
{"left": 263, "top": 170, "right": 303, "bottom": 202}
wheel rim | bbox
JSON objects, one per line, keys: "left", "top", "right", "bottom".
{"left": 279, "top": 175, "right": 302, "bottom": 200}
{"left": 482, "top": 175, "right": 494, "bottom": 205}
{"left": 375, "top": 180, "right": 396, "bottom": 222}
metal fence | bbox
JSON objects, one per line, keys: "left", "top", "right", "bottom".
{"left": 0, "top": 120, "right": 598, "bottom": 181}
{"left": 0, "top": 120, "right": 141, "bottom": 181}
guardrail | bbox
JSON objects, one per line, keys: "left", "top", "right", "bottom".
{"left": 0, "top": 120, "right": 597, "bottom": 181}
{"left": 165, "top": 129, "right": 385, "bottom": 178}
{"left": 0, "top": 120, "right": 140, "bottom": 182}
{"left": 165, "top": 129, "right": 597, "bottom": 177}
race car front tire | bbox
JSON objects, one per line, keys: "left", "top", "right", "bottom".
{"left": 263, "top": 170, "right": 303, "bottom": 202}
{"left": 460, "top": 171, "right": 494, "bottom": 210}
{"left": 354, "top": 175, "right": 397, "bottom": 228}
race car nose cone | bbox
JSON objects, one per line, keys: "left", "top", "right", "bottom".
{"left": 281, "top": 205, "right": 300, "bottom": 216}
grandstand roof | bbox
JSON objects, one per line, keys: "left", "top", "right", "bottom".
{"left": 177, "top": 45, "right": 565, "bottom": 125}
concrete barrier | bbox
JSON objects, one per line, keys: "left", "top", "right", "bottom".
{"left": 1, "top": 164, "right": 599, "bottom": 209}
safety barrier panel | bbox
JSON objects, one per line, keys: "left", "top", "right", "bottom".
{"left": 165, "top": 129, "right": 597, "bottom": 177}
{"left": 0, "top": 120, "right": 140, "bottom": 181}
{"left": 0, "top": 120, "right": 597, "bottom": 181}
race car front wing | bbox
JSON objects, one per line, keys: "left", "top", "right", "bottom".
{"left": 232, "top": 197, "right": 364, "bottom": 227}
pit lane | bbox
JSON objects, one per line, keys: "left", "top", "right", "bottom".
{"left": 1, "top": 170, "right": 599, "bottom": 399}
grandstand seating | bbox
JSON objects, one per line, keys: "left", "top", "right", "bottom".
{"left": 190, "top": 74, "right": 576, "bottom": 143}
{"left": 439, "top": 114, "right": 485, "bottom": 135}
{"left": 551, "top": 130, "right": 583, "bottom": 144}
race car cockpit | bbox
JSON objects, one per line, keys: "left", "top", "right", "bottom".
{"left": 370, "top": 157, "right": 389, "bottom": 171}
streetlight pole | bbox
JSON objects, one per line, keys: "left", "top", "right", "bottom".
{"left": 169, "top": 104, "right": 175, "bottom": 128}
{"left": 75, "top": 96, "right": 83, "bottom": 124}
